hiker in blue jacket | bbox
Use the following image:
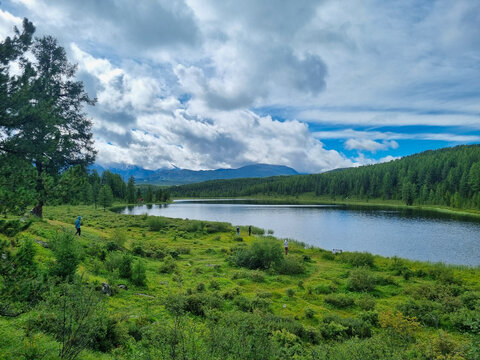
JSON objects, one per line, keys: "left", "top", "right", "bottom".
{"left": 75, "top": 216, "right": 82, "bottom": 236}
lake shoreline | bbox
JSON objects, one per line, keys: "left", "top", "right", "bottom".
{"left": 171, "top": 195, "right": 480, "bottom": 220}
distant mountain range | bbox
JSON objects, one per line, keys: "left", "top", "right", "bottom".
{"left": 90, "top": 163, "right": 299, "bottom": 185}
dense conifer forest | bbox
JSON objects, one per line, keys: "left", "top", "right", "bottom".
{"left": 170, "top": 145, "right": 480, "bottom": 209}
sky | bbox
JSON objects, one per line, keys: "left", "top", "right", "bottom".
{"left": 1, "top": 0, "right": 479, "bottom": 173}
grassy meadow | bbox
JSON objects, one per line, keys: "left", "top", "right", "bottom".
{"left": 0, "top": 204, "right": 480, "bottom": 359}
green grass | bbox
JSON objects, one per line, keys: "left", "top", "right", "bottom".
{"left": 0, "top": 204, "right": 479, "bottom": 359}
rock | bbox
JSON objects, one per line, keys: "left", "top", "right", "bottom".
{"left": 100, "top": 282, "right": 112, "bottom": 296}
{"left": 135, "top": 293, "right": 154, "bottom": 298}
{"left": 35, "top": 239, "right": 49, "bottom": 248}
{"left": 118, "top": 284, "right": 127, "bottom": 290}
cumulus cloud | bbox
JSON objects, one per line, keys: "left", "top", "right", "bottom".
{"left": 1, "top": 0, "right": 479, "bottom": 173}
{"left": 344, "top": 139, "right": 398, "bottom": 153}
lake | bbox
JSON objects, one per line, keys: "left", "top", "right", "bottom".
{"left": 118, "top": 200, "right": 480, "bottom": 266}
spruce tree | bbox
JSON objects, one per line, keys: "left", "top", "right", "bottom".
{"left": 0, "top": 19, "right": 95, "bottom": 217}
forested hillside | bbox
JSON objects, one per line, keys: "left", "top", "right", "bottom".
{"left": 170, "top": 145, "right": 480, "bottom": 209}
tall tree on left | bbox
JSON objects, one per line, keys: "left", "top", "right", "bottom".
{"left": 0, "top": 19, "right": 96, "bottom": 217}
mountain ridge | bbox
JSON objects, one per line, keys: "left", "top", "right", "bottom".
{"left": 90, "top": 163, "right": 299, "bottom": 185}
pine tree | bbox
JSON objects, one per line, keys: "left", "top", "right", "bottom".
{"left": 98, "top": 185, "right": 113, "bottom": 211}
{"left": 0, "top": 19, "right": 95, "bottom": 217}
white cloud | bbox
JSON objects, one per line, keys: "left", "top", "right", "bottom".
{"left": 344, "top": 139, "right": 398, "bottom": 153}
{"left": 2, "top": 0, "right": 479, "bottom": 173}
{"left": 0, "top": 9, "right": 21, "bottom": 39}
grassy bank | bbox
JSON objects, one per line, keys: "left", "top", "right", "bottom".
{"left": 0, "top": 205, "right": 479, "bottom": 359}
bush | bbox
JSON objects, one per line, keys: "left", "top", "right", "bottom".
{"left": 324, "top": 294, "right": 355, "bottom": 308}
{"left": 231, "top": 238, "right": 283, "bottom": 270}
{"left": 111, "top": 228, "right": 127, "bottom": 249}
{"left": 204, "top": 222, "right": 231, "bottom": 233}
{"left": 105, "top": 252, "right": 123, "bottom": 273}
{"left": 131, "top": 259, "right": 147, "bottom": 286}
{"left": 183, "top": 293, "right": 223, "bottom": 316}
{"left": 450, "top": 308, "right": 480, "bottom": 333}
{"left": 460, "top": 291, "right": 480, "bottom": 310}
{"left": 159, "top": 255, "right": 177, "bottom": 274}
{"left": 356, "top": 295, "right": 376, "bottom": 311}
{"left": 428, "top": 264, "right": 461, "bottom": 285}
{"left": 274, "top": 256, "right": 306, "bottom": 275}
{"left": 312, "top": 283, "right": 336, "bottom": 295}
{"left": 340, "top": 252, "right": 375, "bottom": 267}
{"left": 50, "top": 232, "right": 80, "bottom": 281}
{"left": 347, "top": 267, "right": 377, "bottom": 292}
{"left": 119, "top": 254, "right": 133, "bottom": 279}
{"left": 0, "top": 219, "right": 31, "bottom": 237}
{"left": 147, "top": 216, "right": 168, "bottom": 231}
{"left": 397, "top": 299, "right": 442, "bottom": 327}
{"left": 379, "top": 310, "right": 420, "bottom": 342}
{"left": 305, "top": 308, "right": 315, "bottom": 319}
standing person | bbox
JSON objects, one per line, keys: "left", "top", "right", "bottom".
{"left": 75, "top": 216, "right": 82, "bottom": 236}
{"left": 236, "top": 226, "right": 240, "bottom": 236}
{"left": 284, "top": 239, "right": 289, "bottom": 255}
{"left": 248, "top": 225, "right": 252, "bottom": 236}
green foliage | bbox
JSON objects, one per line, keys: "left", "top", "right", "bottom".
{"left": 131, "top": 259, "right": 147, "bottom": 286}
{"left": 324, "top": 294, "right": 355, "bottom": 308}
{"left": 159, "top": 255, "right": 177, "bottom": 273}
{"left": 119, "top": 253, "right": 133, "bottom": 279}
{"left": 98, "top": 184, "right": 114, "bottom": 211}
{"left": 231, "top": 238, "right": 284, "bottom": 270}
{"left": 347, "top": 267, "right": 377, "bottom": 292}
{"left": 33, "top": 279, "right": 105, "bottom": 360}
{"left": 111, "top": 228, "right": 127, "bottom": 249}
{"left": 340, "top": 252, "right": 375, "bottom": 268}
{"left": 50, "top": 232, "right": 80, "bottom": 281}
{"left": 274, "top": 256, "right": 306, "bottom": 275}
{"left": 148, "top": 216, "right": 168, "bottom": 231}
{"left": 356, "top": 295, "right": 377, "bottom": 311}
{"left": 0, "top": 20, "right": 95, "bottom": 217}
{"left": 0, "top": 218, "right": 32, "bottom": 237}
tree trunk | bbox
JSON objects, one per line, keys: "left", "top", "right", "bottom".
{"left": 32, "top": 162, "right": 44, "bottom": 217}
{"left": 31, "top": 200, "right": 43, "bottom": 217}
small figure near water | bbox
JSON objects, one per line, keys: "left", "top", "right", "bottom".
{"left": 284, "top": 239, "right": 288, "bottom": 255}
{"left": 75, "top": 216, "right": 82, "bottom": 236}
{"left": 236, "top": 226, "right": 240, "bottom": 236}
{"left": 248, "top": 225, "right": 252, "bottom": 236}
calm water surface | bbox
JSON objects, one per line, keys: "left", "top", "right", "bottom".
{"left": 119, "top": 200, "right": 480, "bottom": 266}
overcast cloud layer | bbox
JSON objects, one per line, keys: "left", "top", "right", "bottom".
{"left": 1, "top": 0, "right": 479, "bottom": 173}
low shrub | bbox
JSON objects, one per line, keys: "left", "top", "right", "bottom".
{"left": 204, "top": 222, "right": 231, "bottom": 233}
{"left": 340, "top": 252, "right": 375, "bottom": 268}
{"left": 320, "top": 314, "right": 372, "bottom": 340}
{"left": 379, "top": 310, "right": 420, "bottom": 342}
{"left": 147, "top": 216, "right": 168, "bottom": 231}
{"left": 0, "top": 219, "right": 31, "bottom": 237}
{"left": 131, "top": 259, "right": 147, "bottom": 286}
{"left": 158, "top": 255, "right": 177, "bottom": 274}
{"left": 324, "top": 294, "right": 355, "bottom": 308}
{"left": 347, "top": 267, "right": 377, "bottom": 292}
{"left": 305, "top": 308, "right": 315, "bottom": 319}
{"left": 460, "top": 291, "right": 480, "bottom": 310}
{"left": 312, "top": 283, "right": 336, "bottom": 295}
{"left": 275, "top": 256, "right": 306, "bottom": 275}
{"left": 356, "top": 295, "right": 376, "bottom": 311}
{"left": 449, "top": 308, "right": 480, "bottom": 334}
{"left": 397, "top": 299, "right": 442, "bottom": 327}
{"left": 231, "top": 238, "right": 283, "bottom": 270}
